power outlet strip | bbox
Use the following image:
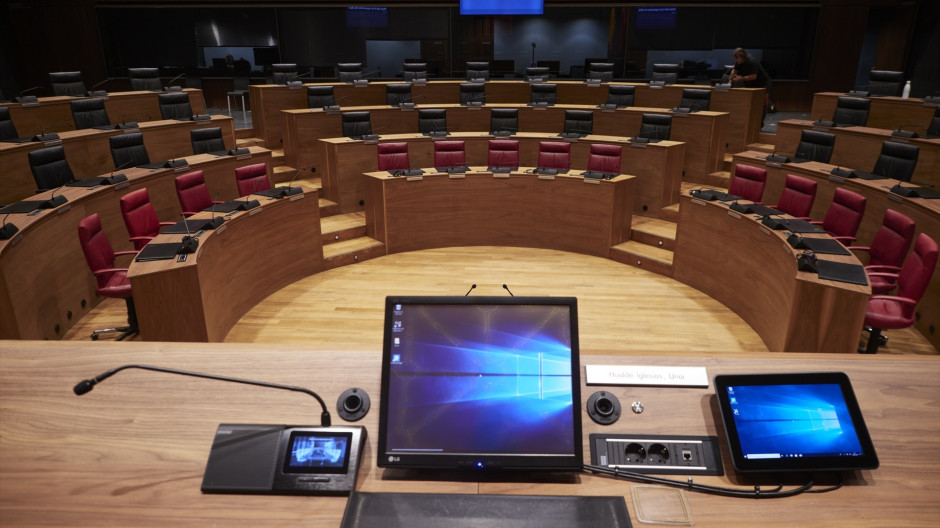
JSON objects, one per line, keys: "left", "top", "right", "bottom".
{"left": 589, "top": 433, "right": 724, "bottom": 476}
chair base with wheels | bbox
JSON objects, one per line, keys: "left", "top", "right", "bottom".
{"left": 91, "top": 297, "right": 139, "bottom": 341}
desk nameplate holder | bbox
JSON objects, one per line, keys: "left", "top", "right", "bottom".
{"left": 406, "top": 175, "right": 423, "bottom": 182}
{"left": 584, "top": 178, "right": 600, "bottom": 185}
{"left": 493, "top": 172, "right": 510, "bottom": 179}
{"left": 690, "top": 198, "right": 707, "bottom": 206}
{"left": 289, "top": 193, "right": 304, "bottom": 201}
{"left": 448, "top": 173, "right": 465, "bottom": 179}
{"left": 537, "top": 174, "right": 555, "bottom": 181}
{"left": 249, "top": 207, "right": 262, "bottom": 216}
{"left": 585, "top": 365, "right": 708, "bottom": 387}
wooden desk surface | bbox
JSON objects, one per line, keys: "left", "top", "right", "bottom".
{"left": 1, "top": 341, "right": 937, "bottom": 527}
{"left": 811, "top": 92, "right": 938, "bottom": 133}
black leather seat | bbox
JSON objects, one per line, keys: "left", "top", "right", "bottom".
{"left": 190, "top": 127, "right": 226, "bottom": 155}
{"left": 587, "top": 62, "right": 614, "bottom": 82}
{"left": 70, "top": 98, "right": 111, "bottom": 129}
{"left": 525, "top": 67, "right": 550, "bottom": 82}
{"left": 402, "top": 62, "right": 427, "bottom": 82}
{"left": 680, "top": 88, "right": 711, "bottom": 111}
{"left": 49, "top": 71, "right": 86, "bottom": 97}
{"left": 873, "top": 141, "right": 919, "bottom": 182}
{"left": 459, "top": 83, "right": 485, "bottom": 105}
{"left": 28, "top": 146, "right": 76, "bottom": 191}
{"left": 307, "top": 85, "right": 335, "bottom": 109}
{"left": 337, "top": 63, "right": 363, "bottom": 83}
{"left": 638, "top": 114, "right": 672, "bottom": 140}
{"left": 490, "top": 108, "right": 518, "bottom": 135}
{"left": 562, "top": 110, "right": 593, "bottom": 136}
{"left": 794, "top": 130, "right": 836, "bottom": 163}
{"left": 832, "top": 96, "right": 870, "bottom": 126}
{"left": 868, "top": 70, "right": 904, "bottom": 97}
{"left": 0, "top": 106, "right": 21, "bottom": 140}
{"left": 272, "top": 63, "right": 299, "bottom": 85}
{"left": 652, "top": 64, "right": 679, "bottom": 84}
{"left": 341, "top": 111, "right": 373, "bottom": 138}
{"left": 606, "top": 85, "right": 635, "bottom": 108}
{"left": 109, "top": 132, "right": 151, "bottom": 168}
{"left": 418, "top": 108, "right": 447, "bottom": 135}
{"left": 466, "top": 62, "right": 490, "bottom": 81}
{"left": 385, "top": 83, "right": 413, "bottom": 106}
{"left": 158, "top": 92, "right": 193, "bottom": 120}
{"left": 127, "top": 68, "right": 162, "bottom": 91}
{"left": 529, "top": 83, "right": 557, "bottom": 106}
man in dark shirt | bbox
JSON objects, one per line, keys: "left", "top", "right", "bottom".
{"left": 730, "top": 48, "right": 769, "bottom": 88}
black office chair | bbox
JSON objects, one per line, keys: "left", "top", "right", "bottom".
{"left": 109, "top": 132, "right": 151, "bottom": 168}
{"left": 466, "top": 61, "right": 490, "bottom": 81}
{"left": 385, "top": 83, "right": 413, "bottom": 106}
{"left": 490, "top": 108, "right": 518, "bottom": 135}
{"left": 587, "top": 62, "right": 614, "bottom": 82}
{"left": 652, "top": 64, "right": 679, "bottom": 84}
{"left": 28, "top": 146, "right": 76, "bottom": 192}
{"left": 128, "top": 68, "right": 162, "bottom": 91}
{"left": 606, "top": 85, "right": 635, "bottom": 108}
{"left": 868, "top": 70, "right": 904, "bottom": 97}
{"left": 0, "top": 106, "right": 21, "bottom": 141}
{"left": 337, "top": 63, "right": 363, "bottom": 83}
{"left": 525, "top": 67, "right": 550, "bottom": 82}
{"left": 341, "top": 111, "right": 373, "bottom": 139}
{"left": 307, "top": 85, "right": 336, "bottom": 109}
{"left": 638, "top": 114, "right": 672, "bottom": 141}
{"left": 403, "top": 62, "right": 427, "bottom": 82}
{"left": 49, "top": 71, "right": 86, "bottom": 97}
{"left": 928, "top": 106, "right": 940, "bottom": 137}
{"left": 529, "top": 83, "right": 557, "bottom": 106}
{"left": 272, "top": 63, "right": 299, "bottom": 85}
{"left": 794, "top": 130, "right": 836, "bottom": 163}
{"left": 873, "top": 141, "right": 919, "bottom": 182}
{"left": 158, "top": 92, "right": 193, "bottom": 120}
{"left": 832, "top": 96, "right": 870, "bottom": 127}
{"left": 459, "top": 83, "right": 486, "bottom": 106}
{"left": 679, "top": 89, "right": 711, "bottom": 111}
{"left": 418, "top": 108, "right": 447, "bottom": 136}
{"left": 562, "top": 110, "right": 593, "bottom": 137}
{"left": 191, "top": 127, "right": 226, "bottom": 155}
{"left": 70, "top": 98, "right": 111, "bottom": 130}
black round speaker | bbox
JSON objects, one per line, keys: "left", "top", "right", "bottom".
{"left": 586, "top": 391, "right": 621, "bottom": 425}
{"left": 336, "top": 388, "right": 370, "bottom": 422}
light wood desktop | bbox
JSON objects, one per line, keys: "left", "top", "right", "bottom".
{"left": 1, "top": 341, "right": 937, "bottom": 527}
{"left": 363, "top": 168, "right": 634, "bottom": 258}
{"left": 0, "top": 147, "right": 271, "bottom": 341}
{"left": 673, "top": 194, "right": 870, "bottom": 353}
{"left": 811, "top": 92, "right": 938, "bottom": 133}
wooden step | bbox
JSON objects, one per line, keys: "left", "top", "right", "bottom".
{"left": 319, "top": 198, "right": 340, "bottom": 217}
{"left": 631, "top": 217, "right": 677, "bottom": 251}
{"left": 236, "top": 136, "right": 264, "bottom": 148}
{"left": 321, "top": 212, "right": 366, "bottom": 245}
{"left": 747, "top": 142, "right": 775, "bottom": 154}
{"left": 322, "top": 236, "right": 386, "bottom": 270}
{"left": 706, "top": 170, "right": 731, "bottom": 189}
{"left": 270, "top": 149, "right": 286, "bottom": 167}
{"left": 660, "top": 202, "right": 680, "bottom": 222}
{"left": 722, "top": 153, "right": 733, "bottom": 172}
{"left": 609, "top": 241, "right": 674, "bottom": 277}
{"left": 758, "top": 132, "right": 776, "bottom": 145}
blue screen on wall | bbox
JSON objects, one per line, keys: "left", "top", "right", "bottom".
{"left": 460, "top": 0, "right": 544, "bottom": 16}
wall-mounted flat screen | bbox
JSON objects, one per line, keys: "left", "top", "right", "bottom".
{"left": 460, "top": 0, "right": 544, "bottom": 16}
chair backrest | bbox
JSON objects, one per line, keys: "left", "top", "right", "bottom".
{"left": 586, "top": 144, "right": 622, "bottom": 173}
{"left": 728, "top": 164, "right": 767, "bottom": 203}
{"left": 928, "top": 106, "right": 940, "bottom": 137}
{"left": 873, "top": 141, "right": 919, "bottom": 182}
{"left": 385, "top": 83, "right": 413, "bottom": 106}
{"left": 109, "top": 132, "right": 150, "bottom": 168}
{"left": 821, "top": 187, "right": 867, "bottom": 240}
{"left": 49, "top": 71, "right": 86, "bottom": 97}
{"left": 341, "top": 111, "right": 373, "bottom": 138}
{"left": 563, "top": 109, "right": 593, "bottom": 135}
{"left": 895, "top": 234, "right": 939, "bottom": 308}
{"left": 307, "top": 85, "right": 335, "bottom": 108}
{"left": 77, "top": 213, "right": 120, "bottom": 290}
{"left": 529, "top": 83, "right": 557, "bottom": 105}
{"left": 175, "top": 170, "right": 213, "bottom": 215}
{"left": 587, "top": 62, "right": 614, "bottom": 82}
{"left": 466, "top": 62, "right": 490, "bottom": 81}
{"left": 337, "top": 62, "right": 362, "bottom": 82}
{"left": 638, "top": 113, "right": 672, "bottom": 140}
{"left": 272, "top": 63, "right": 298, "bottom": 85}
{"left": 28, "top": 145, "right": 76, "bottom": 191}
{"left": 832, "top": 96, "right": 870, "bottom": 127}
{"left": 402, "top": 62, "right": 427, "bottom": 82}
{"left": 606, "top": 85, "right": 635, "bottom": 108}
{"left": 795, "top": 129, "right": 835, "bottom": 163}
{"left": 459, "top": 83, "right": 486, "bottom": 105}
{"left": 158, "top": 92, "right": 193, "bottom": 119}
{"left": 525, "top": 66, "right": 550, "bottom": 82}
{"left": 652, "top": 64, "right": 678, "bottom": 84}
{"left": 418, "top": 108, "right": 447, "bottom": 135}
{"left": 488, "top": 139, "right": 520, "bottom": 168}
{"left": 868, "top": 209, "right": 916, "bottom": 267}
{"left": 775, "top": 174, "right": 817, "bottom": 218}
{"left": 0, "top": 106, "right": 17, "bottom": 140}
{"left": 190, "top": 127, "right": 225, "bottom": 155}
{"left": 434, "top": 140, "right": 466, "bottom": 168}
{"left": 490, "top": 108, "right": 518, "bottom": 134}
{"left": 376, "top": 142, "right": 410, "bottom": 171}
{"left": 537, "top": 141, "right": 571, "bottom": 169}
{"left": 70, "top": 98, "right": 110, "bottom": 129}
{"left": 119, "top": 188, "right": 161, "bottom": 250}
{"left": 868, "top": 70, "right": 904, "bottom": 97}
{"left": 234, "top": 163, "right": 272, "bottom": 197}
{"left": 680, "top": 88, "right": 711, "bottom": 111}
{"left": 128, "top": 68, "right": 162, "bottom": 91}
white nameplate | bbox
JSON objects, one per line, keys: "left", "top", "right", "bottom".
{"left": 585, "top": 365, "right": 708, "bottom": 387}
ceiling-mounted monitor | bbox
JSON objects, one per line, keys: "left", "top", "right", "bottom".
{"left": 460, "top": 0, "right": 544, "bottom": 16}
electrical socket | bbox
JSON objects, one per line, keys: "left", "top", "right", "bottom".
{"left": 589, "top": 434, "right": 724, "bottom": 476}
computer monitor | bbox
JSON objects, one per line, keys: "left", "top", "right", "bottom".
{"left": 377, "top": 295, "right": 583, "bottom": 471}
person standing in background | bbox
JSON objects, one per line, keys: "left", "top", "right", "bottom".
{"left": 730, "top": 47, "right": 771, "bottom": 127}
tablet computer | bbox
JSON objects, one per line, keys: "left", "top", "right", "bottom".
{"left": 714, "top": 372, "right": 878, "bottom": 473}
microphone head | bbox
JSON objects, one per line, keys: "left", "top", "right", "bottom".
{"left": 73, "top": 379, "right": 95, "bottom": 395}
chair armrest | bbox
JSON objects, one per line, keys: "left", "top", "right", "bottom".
{"left": 866, "top": 271, "right": 900, "bottom": 279}
{"left": 182, "top": 211, "right": 198, "bottom": 218}
{"left": 866, "top": 264, "right": 901, "bottom": 273}
{"left": 845, "top": 245, "right": 871, "bottom": 253}
{"left": 157, "top": 221, "right": 176, "bottom": 231}
{"left": 831, "top": 235, "right": 856, "bottom": 244}
{"left": 129, "top": 236, "right": 155, "bottom": 243}
{"left": 870, "top": 295, "right": 918, "bottom": 307}
{"left": 93, "top": 267, "right": 129, "bottom": 277}
{"left": 809, "top": 220, "right": 823, "bottom": 226}
{"left": 213, "top": 200, "right": 225, "bottom": 204}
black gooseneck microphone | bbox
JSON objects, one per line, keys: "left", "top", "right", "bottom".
{"left": 241, "top": 174, "right": 265, "bottom": 210}
{"left": 892, "top": 124, "right": 921, "bottom": 139}
{"left": 0, "top": 213, "right": 19, "bottom": 240}
{"left": 73, "top": 364, "right": 332, "bottom": 426}
{"left": 32, "top": 121, "right": 74, "bottom": 142}
{"left": 464, "top": 284, "right": 476, "bottom": 296}
{"left": 178, "top": 213, "right": 199, "bottom": 254}
{"left": 206, "top": 192, "right": 225, "bottom": 228}
{"left": 88, "top": 78, "right": 111, "bottom": 96}
{"left": 43, "top": 182, "right": 71, "bottom": 208}
{"left": 16, "top": 86, "right": 42, "bottom": 102}
{"left": 502, "top": 284, "right": 514, "bottom": 296}
{"left": 163, "top": 73, "right": 186, "bottom": 91}
{"left": 105, "top": 160, "right": 134, "bottom": 184}
{"left": 813, "top": 115, "right": 835, "bottom": 127}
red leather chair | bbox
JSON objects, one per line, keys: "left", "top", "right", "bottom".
{"left": 119, "top": 188, "right": 174, "bottom": 250}
{"left": 769, "top": 174, "right": 816, "bottom": 219}
{"left": 77, "top": 213, "right": 139, "bottom": 340}
{"left": 376, "top": 142, "right": 410, "bottom": 172}
{"left": 728, "top": 164, "right": 767, "bottom": 203}
{"left": 433, "top": 140, "right": 466, "bottom": 169}
{"left": 848, "top": 209, "right": 916, "bottom": 294}
{"left": 861, "top": 233, "right": 938, "bottom": 353}
{"left": 809, "top": 187, "right": 867, "bottom": 245}
{"left": 175, "top": 170, "right": 222, "bottom": 217}
{"left": 487, "top": 139, "right": 519, "bottom": 168}
{"left": 586, "top": 144, "right": 622, "bottom": 173}
{"left": 234, "top": 163, "right": 272, "bottom": 197}
{"left": 537, "top": 141, "right": 570, "bottom": 170}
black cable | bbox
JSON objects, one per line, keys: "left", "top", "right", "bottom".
{"left": 805, "top": 473, "right": 844, "bottom": 493}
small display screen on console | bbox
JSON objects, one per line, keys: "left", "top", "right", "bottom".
{"left": 283, "top": 431, "right": 352, "bottom": 474}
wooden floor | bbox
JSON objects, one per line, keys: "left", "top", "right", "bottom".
{"left": 63, "top": 246, "right": 937, "bottom": 355}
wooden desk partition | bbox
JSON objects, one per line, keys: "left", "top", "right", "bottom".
{"left": 363, "top": 169, "right": 634, "bottom": 257}
{"left": 127, "top": 190, "right": 322, "bottom": 342}
{"left": 811, "top": 92, "right": 938, "bottom": 133}
{"left": 673, "top": 194, "right": 870, "bottom": 353}
{"left": 2, "top": 341, "right": 938, "bottom": 527}
{"left": 0, "top": 147, "right": 271, "bottom": 340}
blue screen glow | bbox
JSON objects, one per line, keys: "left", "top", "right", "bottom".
{"left": 460, "top": 0, "right": 544, "bottom": 16}
{"left": 287, "top": 434, "right": 349, "bottom": 469}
